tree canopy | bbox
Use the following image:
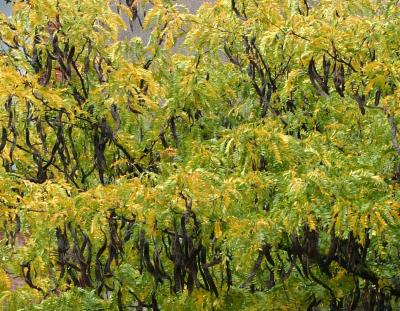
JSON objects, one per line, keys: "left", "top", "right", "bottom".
{"left": 0, "top": 0, "right": 400, "bottom": 310}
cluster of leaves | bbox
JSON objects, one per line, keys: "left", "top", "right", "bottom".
{"left": 0, "top": 0, "right": 400, "bottom": 310}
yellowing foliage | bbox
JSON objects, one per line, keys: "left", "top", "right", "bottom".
{"left": 0, "top": 0, "right": 400, "bottom": 310}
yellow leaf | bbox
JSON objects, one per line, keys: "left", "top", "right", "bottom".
{"left": 365, "top": 75, "right": 385, "bottom": 93}
{"left": 307, "top": 215, "right": 317, "bottom": 231}
{"left": 223, "top": 193, "right": 230, "bottom": 209}
{"left": 215, "top": 221, "right": 222, "bottom": 239}
{"left": 271, "top": 142, "right": 282, "bottom": 164}
{"left": 0, "top": 269, "right": 11, "bottom": 291}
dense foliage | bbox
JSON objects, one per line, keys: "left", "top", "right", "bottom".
{"left": 1, "top": 0, "right": 400, "bottom": 309}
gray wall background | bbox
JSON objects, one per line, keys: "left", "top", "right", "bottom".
{"left": 0, "top": 1, "right": 11, "bottom": 16}
{"left": 0, "top": 1, "right": 215, "bottom": 40}
{"left": 0, "top": 1, "right": 213, "bottom": 16}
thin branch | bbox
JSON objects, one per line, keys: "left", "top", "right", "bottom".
{"left": 387, "top": 114, "right": 400, "bottom": 157}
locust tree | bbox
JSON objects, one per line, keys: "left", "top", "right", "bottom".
{"left": 0, "top": 0, "right": 400, "bottom": 310}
